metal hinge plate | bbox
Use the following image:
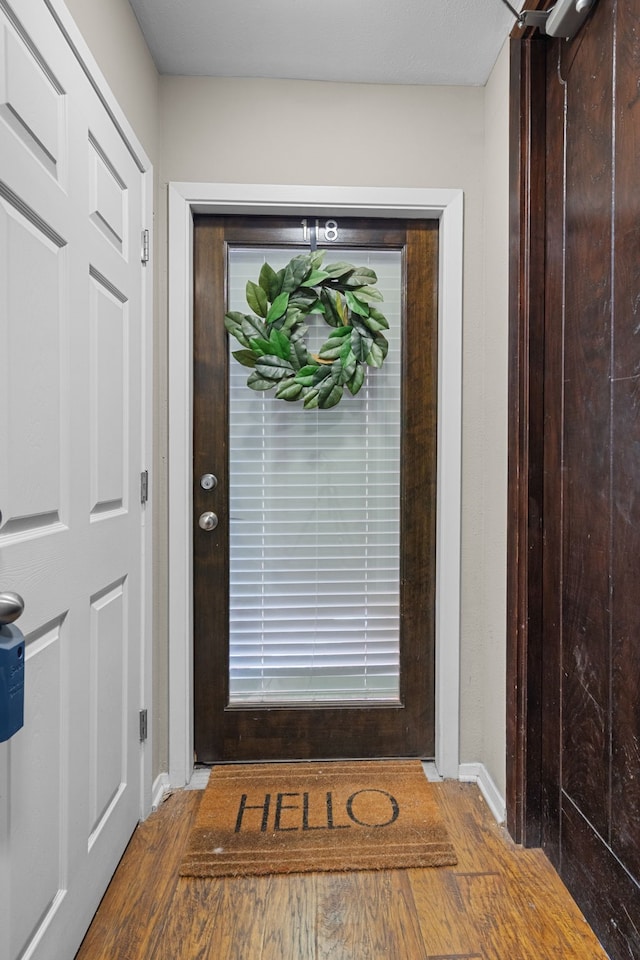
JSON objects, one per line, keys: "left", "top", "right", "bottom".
{"left": 139, "top": 708, "right": 148, "bottom": 742}
{"left": 140, "top": 470, "right": 149, "bottom": 504}
{"left": 141, "top": 228, "right": 150, "bottom": 264}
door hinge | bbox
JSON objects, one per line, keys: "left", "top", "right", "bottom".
{"left": 141, "top": 228, "right": 150, "bottom": 264}
{"left": 139, "top": 708, "right": 148, "bottom": 742}
{"left": 140, "top": 469, "right": 149, "bottom": 504}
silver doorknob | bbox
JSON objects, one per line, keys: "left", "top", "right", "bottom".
{"left": 198, "top": 511, "right": 219, "bottom": 531}
{"left": 0, "top": 592, "right": 25, "bottom": 625}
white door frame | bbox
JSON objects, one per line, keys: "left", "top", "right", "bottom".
{"left": 168, "top": 182, "right": 463, "bottom": 786}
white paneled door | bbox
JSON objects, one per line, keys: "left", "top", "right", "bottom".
{"left": 0, "top": 3, "right": 150, "bottom": 959}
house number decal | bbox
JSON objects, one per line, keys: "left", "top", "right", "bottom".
{"left": 324, "top": 219, "right": 339, "bottom": 242}
{"left": 301, "top": 218, "right": 340, "bottom": 242}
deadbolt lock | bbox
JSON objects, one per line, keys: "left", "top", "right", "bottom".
{"left": 200, "top": 473, "right": 217, "bottom": 491}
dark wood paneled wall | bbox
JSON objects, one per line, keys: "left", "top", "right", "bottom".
{"left": 508, "top": 2, "right": 640, "bottom": 957}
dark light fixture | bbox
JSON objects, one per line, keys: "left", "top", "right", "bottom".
{"left": 499, "top": 0, "right": 597, "bottom": 38}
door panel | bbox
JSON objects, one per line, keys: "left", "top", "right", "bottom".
{"left": 0, "top": 4, "right": 147, "bottom": 958}
{"left": 509, "top": 2, "right": 640, "bottom": 957}
{"left": 193, "top": 216, "right": 438, "bottom": 762}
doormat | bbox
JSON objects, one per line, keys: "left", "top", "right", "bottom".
{"left": 179, "top": 760, "right": 456, "bottom": 878}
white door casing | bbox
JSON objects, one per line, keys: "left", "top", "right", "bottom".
{"left": 167, "top": 182, "right": 463, "bottom": 787}
{"left": 0, "top": 2, "right": 152, "bottom": 959}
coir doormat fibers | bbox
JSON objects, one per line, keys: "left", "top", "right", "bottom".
{"left": 179, "top": 760, "right": 457, "bottom": 878}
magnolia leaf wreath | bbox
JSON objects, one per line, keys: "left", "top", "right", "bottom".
{"left": 224, "top": 251, "right": 389, "bottom": 409}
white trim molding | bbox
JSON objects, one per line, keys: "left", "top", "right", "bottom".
{"left": 168, "top": 182, "right": 463, "bottom": 787}
{"left": 152, "top": 773, "right": 171, "bottom": 811}
{"left": 458, "top": 763, "right": 506, "bottom": 824}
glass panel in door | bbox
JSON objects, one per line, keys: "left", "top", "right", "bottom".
{"left": 227, "top": 247, "right": 402, "bottom": 705}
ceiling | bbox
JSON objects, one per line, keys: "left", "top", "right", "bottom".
{"left": 128, "top": 0, "right": 523, "bottom": 87}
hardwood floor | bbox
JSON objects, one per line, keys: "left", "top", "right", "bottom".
{"left": 75, "top": 780, "right": 608, "bottom": 959}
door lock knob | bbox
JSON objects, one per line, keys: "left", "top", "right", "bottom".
{"left": 198, "top": 511, "right": 219, "bottom": 531}
{"left": 0, "top": 592, "right": 25, "bottom": 626}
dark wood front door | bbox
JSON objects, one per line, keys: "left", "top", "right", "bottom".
{"left": 509, "top": 3, "right": 640, "bottom": 957}
{"left": 193, "top": 215, "right": 438, "bottom": 763}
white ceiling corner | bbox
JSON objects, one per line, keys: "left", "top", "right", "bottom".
{"left": 127, "top": 0, "right": 523, "bottom": 87}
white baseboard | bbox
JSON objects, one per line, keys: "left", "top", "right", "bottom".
{"left": 151, "top": 773, "right": 171, "bottom": 812}
{"left": 458, "top": 762, "right": 506, "bottom": 824}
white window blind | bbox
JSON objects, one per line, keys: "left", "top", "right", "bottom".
{"left": 228, "top": 247, "right": 402, "bottom": 704}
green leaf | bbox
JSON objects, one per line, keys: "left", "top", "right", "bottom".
{"left": 282, "top": 254, "right": 312, "bottom": 292}
{"left": 318, "top": 380, "right": 344, "bottom": 409}
{"left": 247, "top": 371, "right": 275, "bottom": 391}
{"left": 339, "top": 343, "right": 358, "bottom": 381}
{"left": 366, "top": 335, "right": 388, "bottom": 368}
{"left": 290, "top": 337, "right": 310, "bottom": 370}
{"left": 301, "top": 269, "right": 330, "bottom": 288}
{"left": 350, "top": 285, "right": 384, "bottom": 304}
{"left": 309, "top": 250, "right": 326, "bottom": 270}
{"left": 249, "top": 337, "right": 273, "bottom": 356}
{"left": 312, "top": 365, "right": 332, "bottom": 385}
{"left": 303, "top": 388, "right": 320, "bottom": 409}
{"left": 246, "top": 280, "right": 268, "bottom": 318}
{"left": 345, "top": 290, "right": 370, "bottom": 318}
{"left": 294, "top": 367, "right": 319, "bottom": 387}
{"left": 375, "top": 331, "right": 389, "bottom": 359}
{"left": 255, "top": 355, "right": 295, "bottom": 380}
{"left": 351, "top": 326, "right": 373, "bottom": 362}
{"left": 224, "top": 312, "right": 250, "bottom": 347}
{"left": 241, "top": 314, "right": 267, "bottom": 342}
{"left": 320, "top": 288, "right": 346, "bottom": 327}
{"left": 275, "top": 379, "right": 304, "bottom": 401}
{"left": 318, "top": 339, "right": 344, "bottom": 361}
{"left": 259, "top": 262, "right": 281, "bottom": 302}
{"left": 290, "top": 323, "right": 309, "bottom": 344}
{"left": 225, "top": 310, "right": 247, "bottom": 331}
{"left": 360, "top": 309, "right": 390, "bottom": 334}
{"left": 328, "top": 326, "right": 352, "bottom": 339}
{"left": 347, "top": 363, "right": 365, "bottom": 396}
{"left": 232, "top": 349, "right": 257, "bottom": 368}
{"left": 342, "top": 266, "right": 378, "bottom": 287}
{"left": 272, "top": 328, "right": 292, "bottom": 359}
{"left": 266, "top": 291, "right": 290, "bottom": 324}
{"left": 369, "top": 308, "right": 389, "bottom": 329}
{"left": 323, "top": 261, "right": 355, "bottom": 279}
{"left": 289, "top": 288, "right": 318, "bottom": 305}
{"left": 281, "top": 307, "right": 305, "bottom": 333}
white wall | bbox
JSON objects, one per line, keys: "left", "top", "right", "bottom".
{"left": 61, "top": 0, "right": 511, "bottom": 797}
{"left": 158, "top": 73, "right": 509, "bottom": 795}
{"left": 63, "top": 0, "right": 158, "bottom": 161}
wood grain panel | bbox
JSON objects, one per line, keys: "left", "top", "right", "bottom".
{"left": 506, "top": 32, "right": 548, "bottom": 847}
{"left": 561, "top": 794, "right": 640, "bottom": 960}
{"left": 510, "top": 1, "right": 640, "bottom": 956}
{"left": 609, "top": 0, "right": 640, "bottom": 883}
{"left": 560, "top": 10, "right": 613, "bottom": 838}
{"left": 257, "top": 875, "right": 317, "bottom": 960}
{"left": 76, "top": 782, "right": 608, "bottom": 960}
{"left": 316, "top": 870, "right": 428, "bottom": 960}
{"left": 540, "top": 37, "right": 565, "bottom": 866}
{"left": 75, "top": 791, "right": 197, "bottom": 960}
{"left": 193, "top": 219, "right": 230, "bottom": 763}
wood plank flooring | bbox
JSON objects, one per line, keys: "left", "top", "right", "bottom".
{"left": 75, "top": 780, "right": 609, "bottom": 959}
